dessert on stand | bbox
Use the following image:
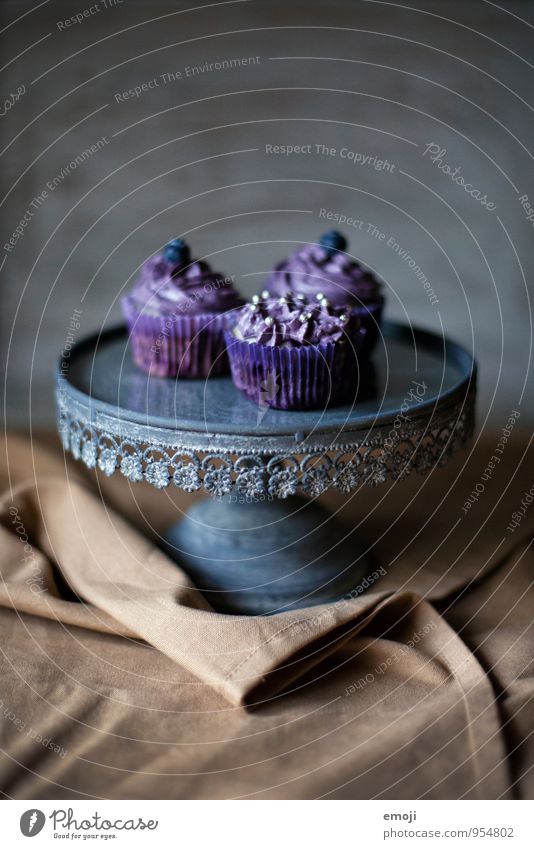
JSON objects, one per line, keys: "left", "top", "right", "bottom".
{"left": 121, "top": 238, "right": 242, "bottom": 378}
{"left": 267, "top": 230, "right": 385, "bottom": 355}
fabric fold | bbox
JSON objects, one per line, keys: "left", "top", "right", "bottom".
{"left": 1, "top": 435, "right": 532, "bottom": 798}
{"left": 1, "top": 477, "right": 391, "bottom": 705}
{"left": 0, "top": 465, "right": 523, "bottom": 752}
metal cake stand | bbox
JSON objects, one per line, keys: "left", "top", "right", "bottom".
{"left": 55, "top": 321, "right": 476, "bottom": 615}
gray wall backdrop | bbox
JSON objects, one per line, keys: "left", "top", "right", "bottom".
{"left": 1, "top": 0, "right": 533, "bottom": 428}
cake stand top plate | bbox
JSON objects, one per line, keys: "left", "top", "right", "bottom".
{"left": 56, "top": 322, "right": 476, "bottom": 494}
{"left": 58, "top": 322, "right": 474, "bottom": 448}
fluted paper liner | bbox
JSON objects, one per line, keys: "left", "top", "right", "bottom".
{"left": 122, "top": 294, "right": 229, "bottom": 378}
{"left": 225, "top": 331, "right": 349, "bottom": 410}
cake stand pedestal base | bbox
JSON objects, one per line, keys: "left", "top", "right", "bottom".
{"left": 163, "top": 495, "right": 373, "bottom": 615}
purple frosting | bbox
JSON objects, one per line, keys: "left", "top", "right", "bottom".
{"left": 232, "top": 295, "right": 354, "bottom": 347}
{"left": 266, "top": 242, "right": 381, "bottom": 308}
{"left": 129, "top": 251, "right": 242, "bottom": 316}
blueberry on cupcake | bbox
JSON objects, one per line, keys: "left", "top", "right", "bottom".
{"left": 266, "top": 231, "right": 384, "bottom": 355}
{"left": 121, "top": 239, "right": 243, "bottom": 378}
{"left": 224, "top": 294, "right": 364, "bottom": 410}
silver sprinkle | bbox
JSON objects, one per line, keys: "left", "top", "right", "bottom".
{"left": 249, "top": 303, "right": 258, "bottom": 312}
{"left": 264, "top": 316, "right": 274, "bottom": 326}
{"left": 321, "top": 298, "right": 330, "bottom": 308}
{"left": 299, "top": 314, "right": 308, "bottom": 323}
{"left": 278, "top": 296, "right": 287, "bottom": 305}
{"left": 339, "top": 313, "right": 347, "bottom": 322}
{"left": 261, "top": 289, "right": 270, "bottom": 299}
{"left": 316, "top": 292, "right": 324, "bottom": 301}
{"left": 251, "top": 294, "right": 260, "bottom": 304}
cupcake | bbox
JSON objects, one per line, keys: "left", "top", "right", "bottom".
{"left": 121, "top": 239, "right": 243, "bottom": 378}
{"left": 266, "top": 231, "right": 384, "bottom": 355}
{"left": 224, "top": 294, "right": 365, "bottom": 410}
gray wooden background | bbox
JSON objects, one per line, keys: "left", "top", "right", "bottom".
{"left": 2, "top": 0, "right": 533, "bottom": 428}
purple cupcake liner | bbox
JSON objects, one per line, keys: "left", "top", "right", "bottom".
{"left": 350, "top": 296, "right": 384, "bottom": 356}
{"left": 339, "top": 326, "right": 376, "bottom": 405}
{"left": 121, "top": 295, "right": 230, "bottom": 378}
{"left": 224, "top": 331, "right": 350, "bottom": 410}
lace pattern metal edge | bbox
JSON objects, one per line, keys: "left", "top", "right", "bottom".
{"left": 56, "top": 400, "right": 475, "bottom": 499}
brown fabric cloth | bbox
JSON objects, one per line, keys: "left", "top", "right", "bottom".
{"left": 0, "top": 433, "right": 532, "bottom": 799}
